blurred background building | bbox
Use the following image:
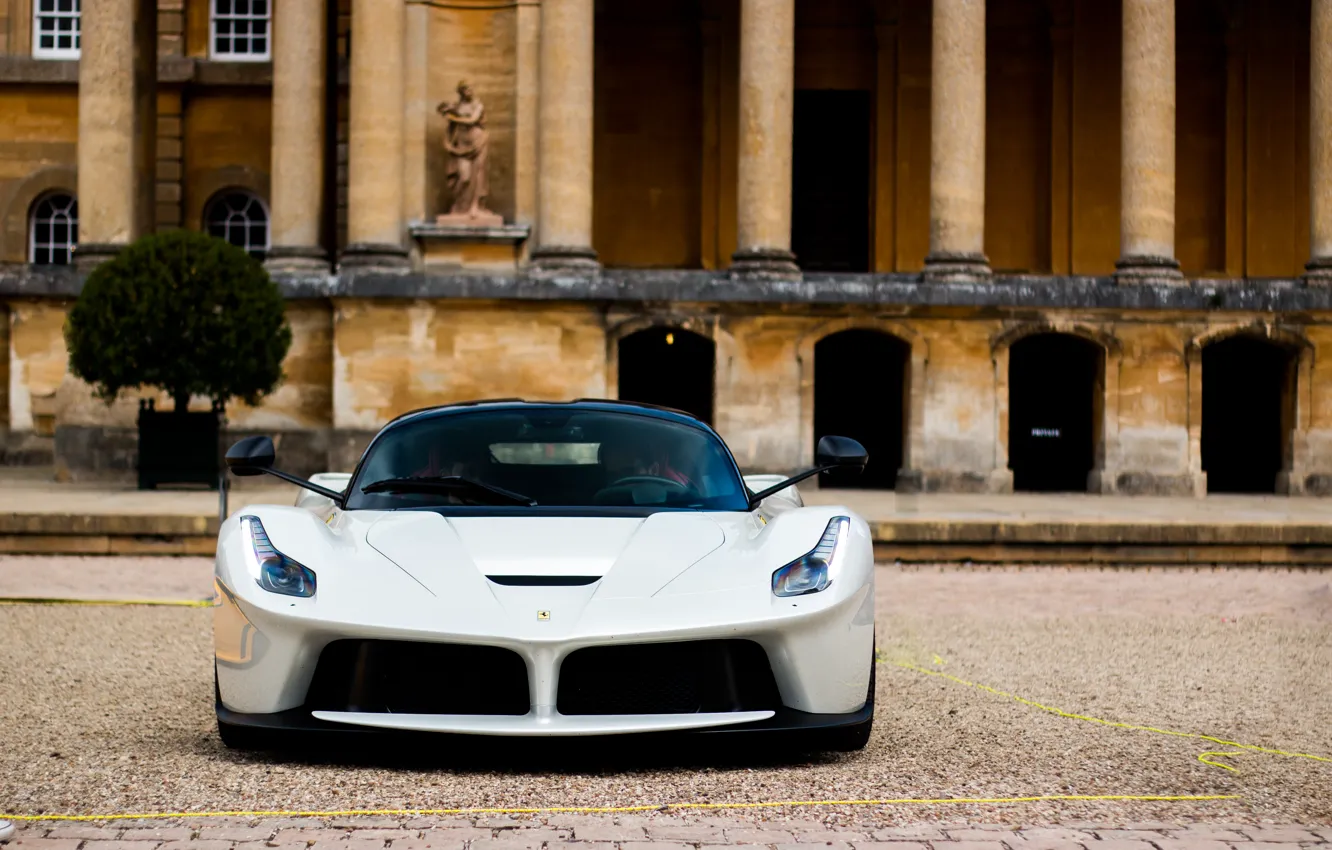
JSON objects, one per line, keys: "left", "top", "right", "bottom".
{"left": 1, "top": 0, "right": 1331, "bottom": 496}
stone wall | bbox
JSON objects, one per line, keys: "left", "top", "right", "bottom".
{"left": 1113, "top": 323, "right": 1193, "bottom": 494}
{"left": 331, "top": 299, "right": 607, "bottom": 428}
{"left": 0, "top": 87, "right": 78, "bottom": 264}
{"left": 0, "top": 300, "right": 7, "bottom": 438}
{"left": 182, "top": 91, "right": 273, "bottom": 231}
{"left": 4, "top": 300, "right": 330, "bottom": 479}
{"left": 709, "top": 310, "right": 1220, "bottom": 493}
{"left": 5, "top": 284, "right": 1332, "bottom": 494}
{"left": 7, "top": 299, "right": 66, "bottom": 435}
{"left": 1305, "top": 324, "right": 1332, "bottom": 494}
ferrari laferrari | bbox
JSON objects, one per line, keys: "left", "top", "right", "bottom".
{"left": 213, "top": 399, "right": 876, "bottom": 751}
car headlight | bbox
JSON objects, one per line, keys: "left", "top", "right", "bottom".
{"left": 240, "top": 515, "right": 316, "bottom": 598}
{"left": 771, "top": 515, "right": 849, "bottom": 597}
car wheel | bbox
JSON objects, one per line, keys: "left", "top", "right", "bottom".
{"left": 821, "top": 656, "right": 875, "bottom": 752}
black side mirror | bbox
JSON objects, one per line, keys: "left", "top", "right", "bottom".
{"left": 747, "top": 435, "right": 870, "bottom": 508}
{"left": 225, "top": 435, "right": 276, "bottom": 476}
{"left": 222, "top": 434, "right": 347, "bottom": 505}
{"left": 815, "top": 435, "right": 868, "bottom": 472}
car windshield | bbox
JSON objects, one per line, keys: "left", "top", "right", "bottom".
{"left": 346, "top": 408, "right": 750, "bottom": 513}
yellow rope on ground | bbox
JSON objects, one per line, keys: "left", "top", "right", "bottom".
{"left": 0, "top": 597, "right": 211, "bottom": 608}
{"left": 890, "top": 659, "right": 1331, "bottom": 772}
{"left": 1197, "top": 752, "right": 1245, "bottom": 772}
{"left": 0, "top": 795, "right": 1242, "bottom": 822}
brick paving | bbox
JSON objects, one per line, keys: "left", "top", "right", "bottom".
{"left": 4, "top": 821, "right": 1329, "bottom": 850}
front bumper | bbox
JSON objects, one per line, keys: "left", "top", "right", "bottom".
{"left": 216, "top": 573, "right": 875, "bottom": 719}
{"left": 214, "top": 507, "right": 877, "bottom": 733}
{"left": 217, "top": 699, "right": 873, "bottom": 738}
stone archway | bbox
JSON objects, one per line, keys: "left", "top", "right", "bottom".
{"left": 615, "top": 324, "right": 716, "bottom": 425}
{"left": 1200, "top": 335, "right": 1299, "bottom": 493}
{"left": 797, "top": 318, "right": 927, "bottom": 486}
{"left": 811, "top": 328, "right": 910, "bottom": 488}
{"left": 1006, "top": 332, "right": 1104, "bottom": 492}
{"left": 991, "top": 321, "right": 1120, "bottom": 493}
{"left": 1187, "top": 323, "right": 1313, "bottom": 495}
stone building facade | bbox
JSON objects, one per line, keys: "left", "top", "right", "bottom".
{"left": 2, "top": 0, "right": 1332, "bottom": 496}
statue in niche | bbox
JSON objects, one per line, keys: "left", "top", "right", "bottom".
{"left": 436, "top": 80, "right": 502, "bottom": 225}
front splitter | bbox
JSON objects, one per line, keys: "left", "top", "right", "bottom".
{"left": 216, "top": 701, "right": 871, "bottom": 738}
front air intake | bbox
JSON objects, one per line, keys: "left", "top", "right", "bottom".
{"left": 556, "top": 639, "right": 781, "bottom": 715}
{"left": 304, "top": 639, "right": 530, "bottom": 715}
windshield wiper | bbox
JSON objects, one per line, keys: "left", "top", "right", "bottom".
{"left": 360, "top": 475, "right": 537, "bottom": 507}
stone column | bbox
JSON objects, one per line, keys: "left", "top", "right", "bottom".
{"left": 267, "top": 0, "right": 327, "bottom": 271}
{"left": 531, "top": 0, "right": 599, "bottom": 270}
{"left": 1116, "top": 0, "right": 1182, "bottom": 283}
{"left": 401, "top": 0, "right": 430, "bottom": 226}
{"left": 343, "top": 0, "right": 408, "bottom": 267}
{"left": 729, "top": 0, "right": 798, "bottom": 277}
{"left": 76, "top": 0, "right": 156, "bottom": 266}
{"left": 514, "top": 0, "right": 540, "bottom": 261}
{"left": 1307, "top": 0, "right": 1332, "bottom": 282}
{"left": 924, "top": 0, "right": 989, "bottom": 280}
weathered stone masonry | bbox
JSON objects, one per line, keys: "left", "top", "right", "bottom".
{"left": 6, "top": 265, "right": 1332, "bottom": 497}
{"left": 2, "top": 0, "right": 1332, "bottom": 497}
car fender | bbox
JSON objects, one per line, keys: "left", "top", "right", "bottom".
{"left": 214, "top": 505, "right": 442, "bottom": 711}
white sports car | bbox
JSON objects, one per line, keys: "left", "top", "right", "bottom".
{"left": 213, "top": 399, "right": 876, "bottom": 752}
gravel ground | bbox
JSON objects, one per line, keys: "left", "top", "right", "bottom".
{"left": 0, "top": 561, "right": 1328, "bottom": 827}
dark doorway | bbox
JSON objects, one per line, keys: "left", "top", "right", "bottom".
{"left": 1202, "top": 336, "right": 1296, "bottom": 494}
{"left": 1008, "top": 334, "right": 1103, "bottom": 492}
{"left": 814, "top": 330, "right": 908, "bottom": 489}
{"left": 617, "top": 326, "right": 715, "bottom": 425}
{"left": 791, "top": 90, "right": 871, "bottom": 273}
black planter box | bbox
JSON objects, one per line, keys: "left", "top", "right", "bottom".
{"left": 137, "top": 399, "right": 222, "bottom": 490}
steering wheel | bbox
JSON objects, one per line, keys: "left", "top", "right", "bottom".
{"left": 593, "top": 475, "right": 693, "bottom": 505}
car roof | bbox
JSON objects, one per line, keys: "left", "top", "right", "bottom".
{"left": 381, "top": 398, "right": 713, "bottom": 433}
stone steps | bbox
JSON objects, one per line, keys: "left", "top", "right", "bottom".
{"left": 2, "top": 470, "right": 1330, "bottom": 562}
{"left": 4, "top": 510, "right": 1332, "bottom": 564}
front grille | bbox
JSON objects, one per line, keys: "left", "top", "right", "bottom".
{"left": 556, "top": 639, "right": 781, "bottom": 715}
{"left": 304, "top": 639, "right": 530, "bottom": 715}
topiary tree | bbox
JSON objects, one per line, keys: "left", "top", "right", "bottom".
{"left": 65, "top": 230, "right": 293, "bottom": 414}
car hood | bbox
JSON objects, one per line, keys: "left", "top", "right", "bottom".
{"left": 365, "top": 512, "right": 728, "bottom": 601}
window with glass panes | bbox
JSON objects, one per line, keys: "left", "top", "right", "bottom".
{"left": 30, "top": 194, "right": 78, "bottom": 265}
{"left": 211, "top": 0, "right": 270, "bottom": 60}
{"left": 205, "top": 191, "right": 269, "bottom": 258}
{"left": 33, "top": 0, "right": 80, "bottom": 59}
